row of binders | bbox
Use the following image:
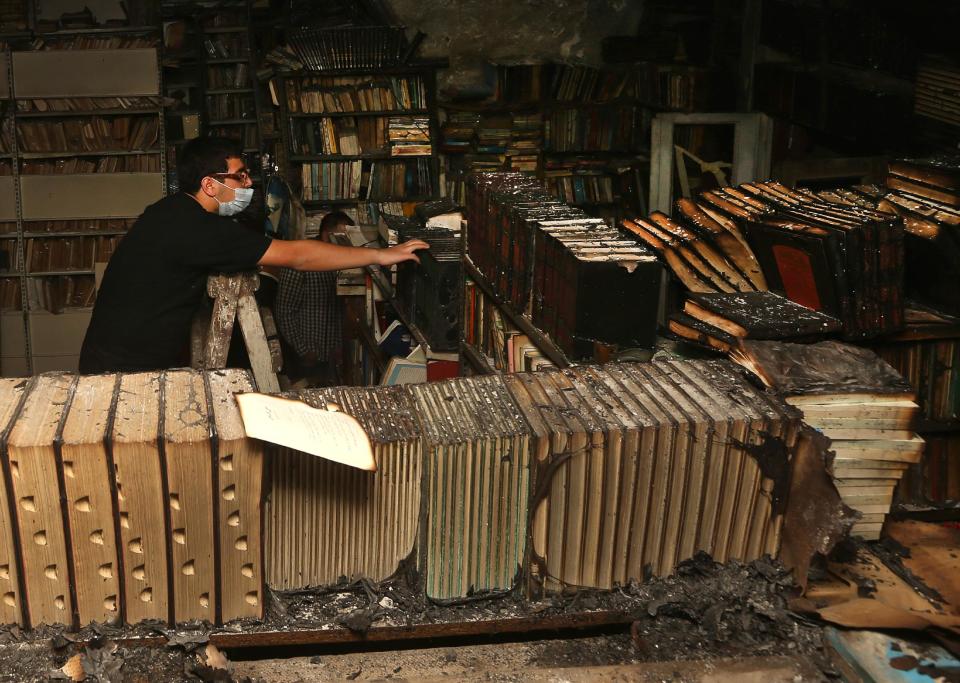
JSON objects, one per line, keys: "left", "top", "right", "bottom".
{"left": 0, "top": 362, "right": 798, "bottom": 627}
{"left": 466, "top": 172, "right": 661, "bottom": 358}
{"left": 268, "top": 360, "right": 799, "bottom": 598}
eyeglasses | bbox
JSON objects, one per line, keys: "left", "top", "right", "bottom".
{"left": 211, "top": 170, "right": 251, "bottom": 183}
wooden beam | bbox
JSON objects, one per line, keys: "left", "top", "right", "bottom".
{"left": 462, "top": 258, "right": 570, "bottom": 369}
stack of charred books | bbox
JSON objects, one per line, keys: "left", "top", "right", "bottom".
{"left": 669, "top": 291, "right": 841, "bottom": 353}
{"left": 731, "top": 340, "right": 923, "bottom": 540}
{"left": 466, "top": 172, "right": 661, "bottom": 358}
{"left": 265, "top": 361, "right": 799, "bottom": 599}
{"left": 623, "top": 197, "right": 768, "bottom": 295}
{"left": 877, "top": 157, "right": 960, "bottom": 316}
{"left": 394, "top": 219, "right": 462, "bottom": 352}
{"left": 679, "top": 182, "right": 906, "bottom": 340}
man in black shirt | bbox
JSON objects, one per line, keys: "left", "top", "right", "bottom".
{"left": 79, "top": 137, "right": 428, "bottom": 374}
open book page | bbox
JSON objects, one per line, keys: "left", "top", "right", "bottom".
{"left": 235, "top": 393, "right": 376, "bottom": 471}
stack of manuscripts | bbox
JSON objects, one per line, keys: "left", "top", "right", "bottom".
{"left": 668, "top": 291, "right": 841, "bottom": 353}
{"left": 731, "top": 340, "right": 923, "bottom": 539}
{"left": 466, "top": 173, "right": 661, "bottom": 358}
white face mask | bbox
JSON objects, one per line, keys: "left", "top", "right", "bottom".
{"left": 212, "top": 178, "right": 254, "bottom": 216}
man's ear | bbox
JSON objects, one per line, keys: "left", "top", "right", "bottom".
{"left": 199, "top": 176, "right": 218, "bottom": 197}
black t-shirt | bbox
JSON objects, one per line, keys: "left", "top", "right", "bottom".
{"left": 79, "top": 193, "right": 272, "bottom": 373}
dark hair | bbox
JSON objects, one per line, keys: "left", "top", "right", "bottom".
{"left": 177, "top": 137, "right": 244, "bottom": 193}
{"left": 319, "top": 210, "right": 356, "bottom": 234}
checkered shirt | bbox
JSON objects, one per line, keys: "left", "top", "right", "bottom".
{"left": 275, "top": 267, "right": 341, "bottom": 360}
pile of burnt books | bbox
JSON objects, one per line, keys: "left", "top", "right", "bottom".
{"left": 466, "top": 172, "right": 661, "bottom": 358}
{"left": 623, "top": 197, "right": 767, "bottom": 295}
{"left": 393, "top": 215, "right": 462, "bottom": 352}
{"left": 729, "top": 182, "right": 903, "bottom": 339}
{"left": 732, "top": 340, "right": 923, "bottom": 540}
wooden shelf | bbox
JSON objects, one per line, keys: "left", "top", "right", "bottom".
{"left": 207, "top": 118, "right": 256, "bottom": 125}
{"left": 355, "top": 320, "right": 387, "bottom": 374}
{"left": 23, "top": 230, "right": 127, "bottom": 238}
{"left": 15, "top": 107, "right": 163, "bottom": 118}
{"left": 460, "top": 340, "right": 499, "bottom": 374}
{"left": 303, "top": 196, "right": 435, "bottom": 206}
{"left": 291, "top": 153, "right": 431, "bottom": 162}
{"left": 205, "top": 57, "right": 251, "bottom": 65}
{"left": 36, "top": 25, "right": 160, "bottom": 37}
{"left": 201, "top": 26, "right": 248, "bottom": 34}
{"left": 463, "top": 256, "right": 570, "bottom": 368}
{"left": 279, "top": 60, "right": 449, "bottom": 79}
{"left": 288, "top": 109, "right": 430, "bottom": 118}
{"left": 365, "top": 266, "right": 431, "bottom": 351}
{"left": 916, "top": 419, "right": 960, "bottom": 435}
{"left": 19, "top": 149, "right": 160, "bottom": 159}
{"left": 26, "top": 270, "right": 95, "bottom": 276}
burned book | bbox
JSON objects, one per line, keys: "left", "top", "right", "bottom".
{"left": 682, "top": 291, "right": 841, "bottom": 340}
{"left": 730, "top": 339, "right": 922, "bottom": 540}
{"left": 667, "top": 311, "right": 737, "bottom": 353}
{"left": 395, "top": 224, "right": 462, "bottom": 351}
{"left": 886, "top": 156, "right": 960, "bottom": 208}
{"left": 730, "top": 339, "right": 915, "bottom": 403}
{"left": 878, "top": 160, "right": 960, "bottom": 316}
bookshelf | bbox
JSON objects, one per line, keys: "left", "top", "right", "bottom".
{"left": 277, "top": 63, "right": 443, "bottom": 212}
{"left": 0, "top": 40, "right": 166, "bottom": 375}
{"left": 437, "top": 62, "right": 704, "bottom": 223}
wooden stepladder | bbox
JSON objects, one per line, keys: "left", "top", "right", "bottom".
{"left": 191, "top": 271, "right": 282, "bottom": 392}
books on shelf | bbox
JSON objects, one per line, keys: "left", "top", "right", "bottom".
{"left": 26, "top": 275, "right": 96, "bottom": 312}
{"left": 208, "top": 123, "right": 257, "bottom": 148}
{"left": 21, "top": 218, "right": 134, "bottom": 234}
{"left": 25, "top": 235, "right": 121, "bottom": 273}
{"left": 205, "top": 93, "right": 256, "bottom": 121}
{"left": 206, "top": 64, "right": 250, "bottom": 90}
{"left": 544, "top": 105, "right": 639, "bottom": 152}
{"left": 300, "top": 160, "right": 363, "bottom": 201}
{"left": 290, "top": 115, "right": 431, "bottom": 157}
{"left": 286, "top": 76, "right": 427, "bottom": 114}
{"left": 0, "top": 278, "right": 20, "bottom": 311}
{"left": 17, "top": 116, "right": 160, "bottom": 153}
{"left": 368, "top": 158, "right": 433, "bottom": 200}
{"left": 21, "top": 155, "right": 160, "bottom": 173}
{"left": 16, "top": 96, "right": 163, "bottom": 113}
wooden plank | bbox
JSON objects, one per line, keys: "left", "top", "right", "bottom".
{"left": 60, "top": 374, "right": 121, "bottom": 626}
{"left": 204, "top": 275, "right": 242, "bottom": 370}
{"left": 236, "top": 290, "right": 280, "bottom": 393}
{"left": 207, "top": 609, "right": 634, "bottom": 649}
{"left": 162, "top": 370, "right": 215, "bottom": 624}
{"left": 112, "top": 372, "right": 168, "bottom": 624}
{"left": 7, "top": 374, "right": 75, "bottom": 627}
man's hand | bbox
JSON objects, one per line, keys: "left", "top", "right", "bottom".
{"left": 377, "top": 239, "right": 429, "bottom": 267}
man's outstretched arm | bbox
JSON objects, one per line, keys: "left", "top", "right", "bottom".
{"left": 258, "top": 238, "right": 428, "bottom": 271}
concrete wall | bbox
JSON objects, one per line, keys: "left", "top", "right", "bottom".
{"left": 387, "top": 0, "right": 645, "bottom": 99}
